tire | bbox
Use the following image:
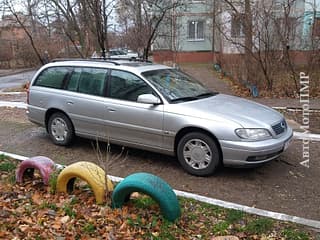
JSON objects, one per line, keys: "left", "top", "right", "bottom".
{"left": 56, "top": 161, "right": 114, "bottom": 204}
{"left": 48, "top": 112, "right": 74, "bottom": 146}
{"left": 16, "top": 156, "right": 55, "bottom": 185}
{"left": 177, "top": 132, "right": 221, "bottom": 176}
{"left": 112, "top": 173, "right": 181, "bottom": 222}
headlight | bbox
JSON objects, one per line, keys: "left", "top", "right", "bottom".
{"left": 235, "top": 128, "right": 271, "bottom": 141}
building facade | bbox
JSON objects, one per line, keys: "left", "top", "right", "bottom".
{"left": 153, "top": 0, "right": 320, "bottom": 64}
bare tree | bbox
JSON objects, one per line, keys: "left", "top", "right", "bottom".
{"left": 214, "top": 0, "right": 305, "bottom": 96}
{"left": 80, "top": 0, "right": 116, "bottom": 59}
{"left": 116, "top": 0, "right": 183, "bottom": 60}
{"left": 51, "top": 0, "right": 87, "bottom": 58}
{"left": 4, "top": 0, "right": 45, "bottom": 64}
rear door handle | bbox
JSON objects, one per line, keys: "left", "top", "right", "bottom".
{"left": 67, "top": 101, "right": 74, "bottom": 105}
{"left": 107, "top": 107, "right": 116, "bottom": 112}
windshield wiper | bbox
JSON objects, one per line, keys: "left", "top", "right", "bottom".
{"left": 171, "top": 92, "right": 218, "bottom": 103}
{"left": 195, "top": 92, "right": 217, "bottom": 98}
{"left": 171, "top": 96, "right": 198, "bottom": 103}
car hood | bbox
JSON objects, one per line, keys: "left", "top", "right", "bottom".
{"left": 168, "top": 94, "right": 283, "bottom": 128}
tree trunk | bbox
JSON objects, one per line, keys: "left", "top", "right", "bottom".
{"left": 244, "top": 0, "right": 254, "bottom": 84}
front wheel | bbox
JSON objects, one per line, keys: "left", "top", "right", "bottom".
{"left": 48, "top": 112, "right": 74, "bottom": 146}
{"left": 177, "top": 132, "right": 221, "bottom": 176}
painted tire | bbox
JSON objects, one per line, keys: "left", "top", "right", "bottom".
{"left": 56, "top": 161, "right": 113, "bottom": 204}
{"left": 16, "top": 156, "right": 55, "bottom": 185}
{"left": 112, "top": 172, "right": 180, "bottom": 222}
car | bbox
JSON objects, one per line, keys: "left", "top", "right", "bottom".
{"left": 108, "top": 49, "right": 138, "bottom": 60}
{"left": 27, "top": 59, "right": 293, "bottom": 176}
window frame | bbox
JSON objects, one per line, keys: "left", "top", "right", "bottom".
{"left": 187, "top": 20, "right": 205, "bottom": 41}
{"left": 106, "top": 69, "right": 162, "bottom": 103}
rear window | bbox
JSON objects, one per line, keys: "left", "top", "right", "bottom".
{"left": 34, "top": 67, "right": 69, "bottom": 89}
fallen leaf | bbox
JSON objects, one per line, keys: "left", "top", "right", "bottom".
{"left": 60, "top": 215, "right": 70, "bottom": 224}
{"left": 32, "top": 192, "right": 43, "bottom": 205}
{"left": 18, "top": 224, "right": 29, "bottom": 232}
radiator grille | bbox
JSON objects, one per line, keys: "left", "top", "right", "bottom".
{"left": 272, "top": 119, "right": 287, "bottom": 135}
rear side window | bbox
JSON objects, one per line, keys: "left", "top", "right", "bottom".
{"left": 34, "top": 67, "right": 69, "bottom": 89}
{"left": 67, "top": 67, "right": 108, "bottom": 97}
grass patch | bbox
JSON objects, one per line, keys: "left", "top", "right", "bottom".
{"left": 245, "top": 218, "right": 274, "bottom": 234}
{"left": 0, "top": 155, "right": 318, "bottom": 239}
{"left": 0, "top": 161, "right": 16, "bottom": 172}
{"left": 48, "top": 168, "right": 61, "bottom": 194}
{"left": 82, "top": 223, "right": 95, "bottom": 234}
{"left": 226, "top": 209, "right": 245, "bottom": 223}
{"left": 131, "top": 195, "right": 157, "bottom": 209}
{"left": 63, "top": 203, "right": 77, "bottom": 218}
{"left": 281, "top": 227, "right": 311, "bottom": 240}
{"left": 212, "top": 220, "right": 230, "bottom": 235}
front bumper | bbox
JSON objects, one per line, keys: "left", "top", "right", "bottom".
{"left": 220, "top": 127, "right": 293, "bottom": 167}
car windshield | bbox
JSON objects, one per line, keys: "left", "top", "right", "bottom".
{"left": 142, "top": 68, "right": 217, "bottom": 103}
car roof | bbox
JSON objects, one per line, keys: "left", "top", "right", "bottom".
{"left": 43, "top": 59, "right": 172, "bottom": 75}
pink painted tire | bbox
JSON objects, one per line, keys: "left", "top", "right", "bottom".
{"left": 16, "top": 156, "right": 55, "bottom": 185}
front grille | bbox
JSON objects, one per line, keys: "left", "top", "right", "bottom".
{"left": 272, "top": 119, "right": 287, "bottom": 135}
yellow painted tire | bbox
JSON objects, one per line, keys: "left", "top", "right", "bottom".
{"left": 56, "top": 161, "right": 113, "bottom": 204}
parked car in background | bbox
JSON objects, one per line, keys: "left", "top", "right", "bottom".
{"left": 27, "top": 59, "right": 293, "bottom": 176}
{"left": 108, "top": 48, "right": 138, "bottom": 60}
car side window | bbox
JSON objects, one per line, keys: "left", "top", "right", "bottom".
{"left": 109, "top": 70, "right": 153, "bottom": 101}
{"left": 34, "top": 67, "right": 69, "bottom": 89}
{"left": 67, "top": 67, "right": 108, "bottom": 97}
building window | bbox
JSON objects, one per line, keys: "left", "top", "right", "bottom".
{"left": 231, "top": 13, "right": 245, "bottom": 38}
{"left": 188, "top": 20, "right": 204, "bottom": 40}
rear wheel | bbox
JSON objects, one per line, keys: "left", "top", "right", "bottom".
{"left": 177, "top": 132, "right": 221, "bottom": 176}
{"left": 48, "top": 112, "right": 74, "bottom": 146}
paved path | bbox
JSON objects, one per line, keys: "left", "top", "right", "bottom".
{"left": 0, "top": 68, "right": 34, "bottom": 77}
{"left": 181, "top": 64, "right": 233, "bottom": 95}
{"left": 181, "top": 64, "right": 320, "bottom": 110}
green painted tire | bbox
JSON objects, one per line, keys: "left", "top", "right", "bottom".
{"left": 112, "top": 173, "right": 180, "bottom": 222}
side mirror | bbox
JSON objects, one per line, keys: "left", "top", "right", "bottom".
{"left": 137, "top": 94, "right": 161, "bottom": 105}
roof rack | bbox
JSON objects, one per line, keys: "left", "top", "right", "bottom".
{"left": 50, "top": 58, "right": 121, "bottom": 66}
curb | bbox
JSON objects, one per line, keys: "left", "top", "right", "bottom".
{"left": 0, "top": 150, "right": 319, "bottom": 229}
{"left": 0, "top": 101, "right": 27, "bottom": 109}
{"left": 272, "top": 106, "right": 320, "bottom": 113}
{"left": 0, "top": 92, "right": 26, "bottom": 95}
{"left": 293, "top": 132, "right": 320, "bottom": 141}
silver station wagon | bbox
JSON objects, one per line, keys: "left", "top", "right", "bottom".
{"left": 27, "top": 59, "right": 293, "bottom": 176}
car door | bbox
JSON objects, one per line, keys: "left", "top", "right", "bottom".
{"left": 64, "top": 67, "right": 109, "bottom": 138}
{"left": 105, "top": 69, "right": 164, "bottom": 150}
